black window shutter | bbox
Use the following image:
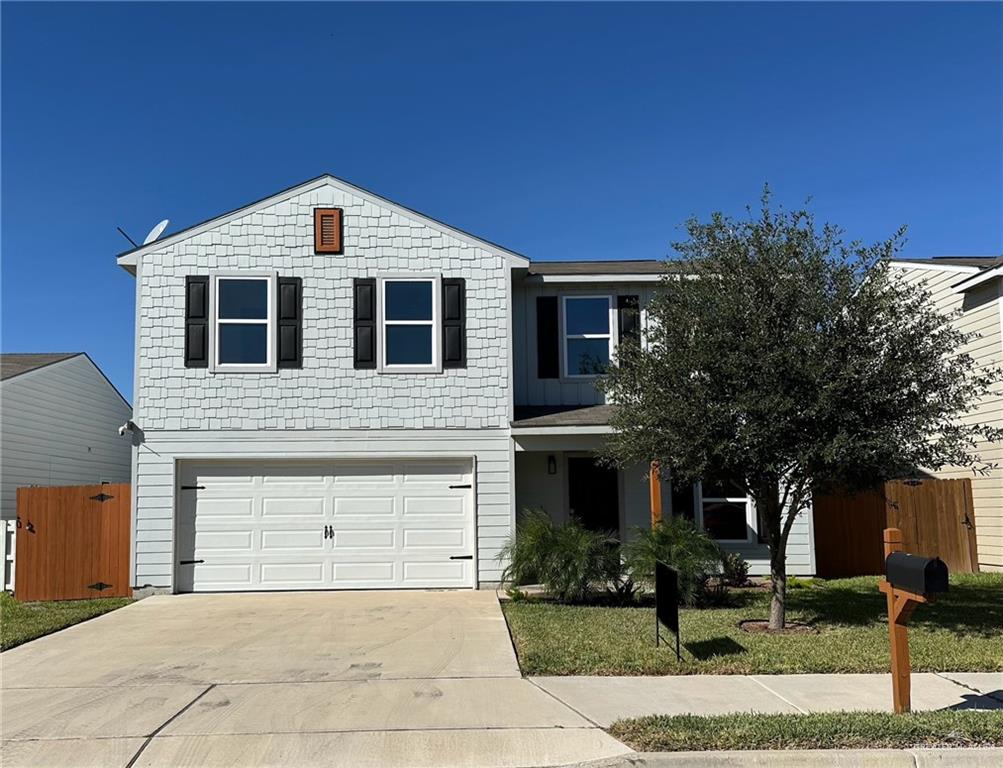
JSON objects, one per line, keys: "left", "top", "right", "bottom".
{"left": 354, "top": 278, "right": 376, "bottom": 369}
{"left": 617, "top": 295, "right": 640, "bottom": 346}
{"left": 277, "top": 277, "right": 303, "bottom": 369}
{"left": 536, "top": 296, "right": 559, "bottom": 379}
{"left": 184, "top": 276, "right": 209, "bottom": 368}
{"left": 442, "top": 278, "right": 466, "bottom": 369}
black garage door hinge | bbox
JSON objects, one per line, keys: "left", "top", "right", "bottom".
{"left": 179, "top": 559, "right": 204, "bottom": 565}
{"left": 181, "top": 485, "right": 205, "bottom": 490}
{"left": 449, "top": 555, "right": 473, "bottom": 560}
{"left": 448, "top": 484, "right": 472, "bottom": 489}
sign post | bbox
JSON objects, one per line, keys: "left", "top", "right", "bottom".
{"left": 655, "top": 560, "right": 681, "bottom": 661}
{"left": 878, "top": 527, "right": 949, "bottom": 713}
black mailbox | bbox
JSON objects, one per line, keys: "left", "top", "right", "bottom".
{"left": 885, "top": 552, "right": 949, "bottom": 596}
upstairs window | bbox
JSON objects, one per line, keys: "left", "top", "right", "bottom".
{"left": 562, "top": 295, "right": 614, "bottom": 377}
{"left": 379, "top": 276, "right": 440, "bottom": 372}
{"left": 211, "top": 274, "right": 275, "bottom": 372}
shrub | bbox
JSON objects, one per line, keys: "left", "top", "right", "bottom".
{"left": 622, "top": 517, "right": 723, "bottom": 606}
{"left": 721, "top": 552, "right": 751, "bottom": 587}
{"left": 500, "top": 509, "right": 622, "bottom": 603}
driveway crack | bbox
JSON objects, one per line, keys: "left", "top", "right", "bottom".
{"left": 124, "top": 684, "right": 216, "bottom": 768}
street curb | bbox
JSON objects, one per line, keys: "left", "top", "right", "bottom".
{"left": 564, "top": 748, "right": 1003, "bottom": 767}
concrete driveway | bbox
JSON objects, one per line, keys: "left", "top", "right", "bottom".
{"left": 1, "top": 591, "right": 629, "bottom": 767}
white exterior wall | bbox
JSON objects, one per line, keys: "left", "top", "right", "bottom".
{"left": 892, "top": 263, "right": 1003, "bottom": 571}
{"left": 512, "top": 278, "right": 660, "bottom": 406}
{"left": 1, "top": 355, "right": 132, "bottom": 520}
{"left": 131, "top": 181, "right": 514, "bottom": 590}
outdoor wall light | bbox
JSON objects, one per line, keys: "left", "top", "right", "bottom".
{"left": 547, "top": 455, "right": 557, "bottom": 475}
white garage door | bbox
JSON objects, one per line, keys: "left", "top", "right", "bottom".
{"left": 175, "top": 460, "right": 475, "bottom": 592}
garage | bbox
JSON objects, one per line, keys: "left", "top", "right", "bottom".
{"left": 175, "top": 460, "right": 476, "bottom": 592}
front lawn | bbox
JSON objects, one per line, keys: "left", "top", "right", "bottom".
{"left": 609, "top": 710, "right": 1003, "bottom": 752}
{"left": 502, "top": 574, "right": 1003, "bottom": 675}
{"left": 1, "top": 592, "right": 132, "bottom": 650}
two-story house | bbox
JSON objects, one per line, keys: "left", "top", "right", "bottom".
{"left": 118, "top": 175, "right": 815, "bottom": 593}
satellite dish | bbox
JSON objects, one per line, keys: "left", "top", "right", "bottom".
{"left": 143, "top": 219, "right": 170, "bottom": 245}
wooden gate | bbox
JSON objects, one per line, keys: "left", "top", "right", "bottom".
{"left": 813, "top": 478, "right": 978, "bottom": 578}
{"left": 15, "top": 483, "right": 131, "bottom": 601}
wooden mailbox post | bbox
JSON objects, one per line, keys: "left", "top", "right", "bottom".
{"left": 878, "top": 527, "right": 949, "bottom": 713}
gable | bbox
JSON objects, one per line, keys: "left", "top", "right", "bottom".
{"left": 116, "top": 175, "right": 529, "bottom": 272}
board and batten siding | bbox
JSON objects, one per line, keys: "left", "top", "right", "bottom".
{"left": 1, "top": 354, "right": 132, "bottom": 520}
{"left": 892, "top": 263, "right": 1003, "bottom": 571}
{"left": 512, "top": 279, "right": 661, "bottom": 406}
{"left": 130, "top": 180, "right": 515, "bottom": 590}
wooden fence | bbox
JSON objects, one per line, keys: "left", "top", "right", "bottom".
{"left": 15, "top": 483, "right": 131, "bottom": 601}
{"left": 813, "top": 478, "right": 978, "bottom": 578}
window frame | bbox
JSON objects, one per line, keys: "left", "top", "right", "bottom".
{"left": 695, "top": 480, "right": 757, "bottom": 544}
{"left": 560, "top": 294, "right": 616, "bottom": 379}
{"left": 377, "top": 274, "right": 442, "bottom": 374}
{"left": 208, "top": 271, "right": 277, "bottom": 373}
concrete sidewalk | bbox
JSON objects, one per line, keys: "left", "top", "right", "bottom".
{"left": 531, "top": 672, "right": 1003, "bottom": 726}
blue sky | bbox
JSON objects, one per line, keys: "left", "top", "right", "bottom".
{"left": 3, "top": 2, "right": 1001, "bottom": 400}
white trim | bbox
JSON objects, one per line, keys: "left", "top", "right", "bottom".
{"left": 696, "top": 481, "right": 756, "bottom": 544}
{"left": 509, "top": 424, "right": 613, "bottom": 436}
{"left": 209, "top": 272, "right": 277, "bottom": 373}
{"left": 952, "top": 265, "right": 1003, "bottom": 294}
{"left": 561, "top": 295, "right": 615, "bottom": 379}
{"left": 529, "top": 274, "right": 665, "bottom": 284}
{"left": 887, "top": 260, "right": 980, "bottom": 275}
{"left": 116, "top": 175, "right": 530, "bottom": 269}
{"left": 377, "top": 274, "right": 442, "bottom": 374}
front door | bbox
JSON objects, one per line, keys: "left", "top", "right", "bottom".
{"left": 567, "top": 456, "right": 620, "bottom": 536}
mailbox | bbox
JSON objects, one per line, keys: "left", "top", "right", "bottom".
{"left": 885, "top": 552, "right": 949, "bottom": 596}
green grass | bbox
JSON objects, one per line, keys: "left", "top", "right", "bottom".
{"left": 608, "top": 710, "right": 1003, "bottom": 752}
{"left": 502, "top": 573, "right": 1003, "bottom": 675}
{"left": 1, "top": 592, "right": 132, "bottom": 651}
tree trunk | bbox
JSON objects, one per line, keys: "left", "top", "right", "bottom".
{"left": 769, "top": 537, "right": 787, "bottom": 630}
{"left": 758, "top": 480, "right": 787, "bottom": 631}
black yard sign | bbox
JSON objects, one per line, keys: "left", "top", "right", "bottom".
{"left": 655, "top": 561, "right": 682, "bottom": 661}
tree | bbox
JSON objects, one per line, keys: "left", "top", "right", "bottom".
{"left": 599, "top": 190, "right": 1002, "bottom": 630}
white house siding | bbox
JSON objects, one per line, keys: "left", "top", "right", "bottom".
{"left": 1, "top": 355, "right": 132, "bottom": 519}
{"left": 512, "top": 278, "right": 660, "bottom": 406}
{"left": 131, "top": 181, "right": 513, "bottom": 590}
{"left": 892, "top": 264, "right": 1003, "bottom": 571}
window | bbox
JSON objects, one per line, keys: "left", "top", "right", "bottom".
{"left": 698, "top": 477, "right": 755, "bottom": 542}
{"left": 211, "top": 274, "right": 275, "bottom": 372}
{"left": 562, "top": 295, "right": 614, "bottom": 377}
{"left": 379, "top": 276, "right": 440, "bottom": 372}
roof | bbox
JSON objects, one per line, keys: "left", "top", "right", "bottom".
{"left": 116, "top": 174, "right": 530, "bottom": 270}
{"left": 893, "top": 256, "right": 1003, "bottom": 269}
{"left": 527, "top": 260, "right": 668, "bottom": 276}
{"left": 1, "top": 353, "right": 81, "bottom": 381}
{"left": 512, "top": 404, "right": 615, "bottom": 428}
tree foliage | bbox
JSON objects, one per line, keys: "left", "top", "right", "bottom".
{"left": 600, "top": 190, "right": 1002, "bottom": 628}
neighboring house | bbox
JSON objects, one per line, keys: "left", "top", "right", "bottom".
{"left": 890, "top": 257, "right": 1003, "bottom": 572}
{"left": 117, "top": 175, "right": 814, "bottom": 594}
{"left": 1, "top": 353, "right": 133, "bottom": 587}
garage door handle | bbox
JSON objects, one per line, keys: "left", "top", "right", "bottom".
{"left": 449, "top": 484, "right": 472, "bottom": 489}
{"left": 179, "top": 559, "right": 204, "bottom": 565}
{"left": 449, "top": 555, "right": 473, "bottom": 560}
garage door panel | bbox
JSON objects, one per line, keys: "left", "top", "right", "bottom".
{"left": 260, "top": 529, "right": 326, "bottom": 551}
{"left": 261, "top": 497, "right": 326, "bottom": 517}
{"left": 260, "top": 562, "right": 326, "bottom": 586}
{"left": 333, "top": 497, "right": 395, "bottom": 517}
{"left": 179, "top": 460, "right": 474, "bottom": 592}
{"left": 333, "top": 529, "right": 396, "bottom": 549}
{"left": 333, "top": 562, "right": 396, "bottom": 582}
{"left": 402, "top": 527, "right": 465, "bottom": 549}
{"left": 403, "top": 497, "right": 465, "bottom": 516}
